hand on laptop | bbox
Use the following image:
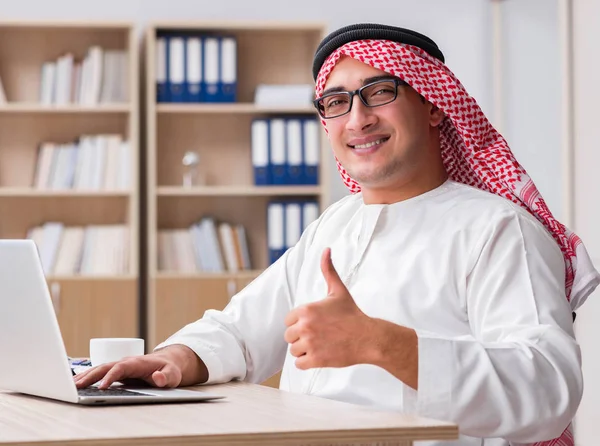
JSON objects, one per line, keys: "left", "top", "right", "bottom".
{"left": 74, "top": 344, "right": 209, "bottom": 390}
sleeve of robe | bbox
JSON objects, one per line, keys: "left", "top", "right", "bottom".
{"left": 414, "top": 206, "right": 583, "bottom": 443}
{"left": 152, "top": 203, "right": 329, "bottom": 385}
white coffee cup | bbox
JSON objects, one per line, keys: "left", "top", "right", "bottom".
{"left": 89, "top": 338, "right": 145, "bottom": 366}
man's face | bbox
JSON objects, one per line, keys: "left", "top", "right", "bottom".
{"left": 321, "top": 57, "right": 442, "bottom": 190}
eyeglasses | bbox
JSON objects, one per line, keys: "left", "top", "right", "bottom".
{"left": 313, "top": 78, "right": 407, "bottom": 119}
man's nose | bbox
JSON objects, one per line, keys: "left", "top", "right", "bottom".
{"left": 345, "top": 97, "right": 376, "bottom": 132}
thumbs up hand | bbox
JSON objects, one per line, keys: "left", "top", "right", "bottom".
{"left": 284, "top": 248, "right": 374, "bottom": 370}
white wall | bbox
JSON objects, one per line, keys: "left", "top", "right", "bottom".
{"left": 572, "top": 0, "right": 600, "bottom": 444}
{"left": 501, "top": 0, "right": 564, "bottom": 221}
{"left": 501, "top": 2, "right": 600, "bottom": 443}
{"left": 500, "top": 1, "right": 600, "bottom": 443}
{"left": 0, "top": 0, "right": 494, "bottom": 204}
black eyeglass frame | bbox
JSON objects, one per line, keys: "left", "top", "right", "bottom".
{"left": 313, "top": 77, "right": 408, "bottom": 119}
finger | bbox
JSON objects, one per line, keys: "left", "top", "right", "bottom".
{"left": 149, "top": 363, "right": 182, "bottom": 388}
{"left": 73, "top": 363, "right": 101, "bottom": 380}
{"left": 289, "top": 339, "right": 308, "bottom": 358}
{"left": 284, "top": 325, "right": 300, "bottom": 344}
{"left": 320, "top": 248, "right": 345, "bottom": 295}
{"left": 98, "top": 356, "right": 184, "bottom": 389}
{"left": 151, "top": 371, "right": 169, "bottom": 388}
{"left": 73, "top": 366, "right": 94, "bottom": 382}
{"left": 74, "top": 364, "right": 113, "bottom": 386}
{"left": 151, "top": 363, "right": 182, "bottom": 388}
{"left": 284, "top": 309, "right": 300, "bottom": 327}
{"left": 295, "top": 354, "right": 313, "bottom": 370}
{"left": 98, "top": 362, "right": 136, "bottom": 389}
{"left": 74, "top": 363, "right": 115, "bottom": 388}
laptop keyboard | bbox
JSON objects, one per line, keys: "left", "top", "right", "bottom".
{"left": 78, "top": 387, "right": 147, "bottom": 397}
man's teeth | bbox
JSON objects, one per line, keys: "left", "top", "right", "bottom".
{"left": 353, "top": 138, "right": 386, "bottom": 149}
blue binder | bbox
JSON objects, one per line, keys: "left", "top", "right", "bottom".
{"left": 302, "top": 201, "right": 320, "bottom": 232}
{"left": 218, "top": 36, "right": 237, "bottom": 102}
{"left": 284, "top": 202, "right": 302, "bottom": 250}
{"left": 251, "top": 119, "right": 270, "bottom": 185}
{"left": 269, "top": 119, "right": 287, "bottom": 185}
{"left": 156, "top": 34, "right": 170, "bottom": 102}
{"left": 302, "top": 118, "right": 320, "bottom": 185}
{"left": 185, "top": 34, "right": 203, "bottom": 103}
{"left": 203, "top": 37, "right": 220, "bottom": 102}
{"left": 286, "top": 118, "right": 304, "bottom": 185}
{"left": 168, "top": 34, "right": 186, "bottom": 102}
{"left": 267, "top": 201, "right": 286, "bottom": 264}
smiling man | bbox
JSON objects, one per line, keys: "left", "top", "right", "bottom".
{"left": 75, "top": 23, "right": 599, "bottom": 446}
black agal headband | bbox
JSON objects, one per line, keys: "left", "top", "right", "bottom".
{"left": 312, "top": 23, "right": 445, "bottom": 81}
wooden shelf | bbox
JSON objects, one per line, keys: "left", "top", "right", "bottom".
{"left": 150, "top": 20, "right": 327, "bottom": 32}
{"left": 0, "top": 20, "right": 140, "bottom": 355}
{"left": 156, "top": 270, "right": 262, "bottom": 280}
{"left": 0, "top": 188, "right": 131, "bottom": 197}
{"left": 0, "top": 20, "right": 135, "bottom": 30}
{"left": 157, "top": 185, "right": 321, "bottom": 197}
{"left": 46, "top": 274, "right": 137, "bottom": 281}
{"left": 156, "top": 103, "right": 316, "bottom": 115}
{"left": 146, "top": 22, "right": 328, "bottom": 364}
{"left": 0, "top": 103, "right": 130, "bottom": 114}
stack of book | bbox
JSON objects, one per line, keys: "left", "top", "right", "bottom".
{"left": 39, "top": 46, "right": 129, "bottom": 105}
{"left": 32, "top": 134, "right": 130, "bottom": 191}
{"left": 158, "top": 217, "right": 250, "bottom": 273}
{"left": 27, "top": 223, "right": 129, "bottom": 276}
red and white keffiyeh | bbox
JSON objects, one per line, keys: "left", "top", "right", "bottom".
{"left": 315, "top": 39, "right": 598, "bottom": 446}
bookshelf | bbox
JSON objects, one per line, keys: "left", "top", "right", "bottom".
{"left": 0, "top": 21, "right": 139, "bottom": 357}
{"left": 145, "top": 22, "right": 328, "bottom": 387}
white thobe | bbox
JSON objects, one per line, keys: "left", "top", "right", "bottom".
{"left": 156, "top": 180, "right": 582, "bottom": 446}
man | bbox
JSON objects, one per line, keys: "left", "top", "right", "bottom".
{"left": 75, "top": 24, "right": 599, "bottom": 446}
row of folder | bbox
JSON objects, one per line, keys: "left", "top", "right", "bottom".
{"left": 267, "top": 200, "right": 320, "bottom": 265}
{"left": 156, "top": 33, "right": 236, "bottom": 103}
{"left": 252, "top": 117, "right": 320, "bottom": 185}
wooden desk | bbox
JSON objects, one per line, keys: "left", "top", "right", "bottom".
{"left": 0, "top": 381, "right": 458, "bottom": 446}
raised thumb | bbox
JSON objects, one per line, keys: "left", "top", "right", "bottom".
{"left": 151, "top": 364, "right": 182, "bottom": 388}
{"left": 320, "top": 248, "right": 345, "bottom": 296}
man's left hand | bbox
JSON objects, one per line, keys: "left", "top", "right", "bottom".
{"left": 284, "top": 247, "right": 374, "bottom": 370}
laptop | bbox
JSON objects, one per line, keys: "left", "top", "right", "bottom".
{"left": 0, "top": 239, "right": 224, "bottom": 405}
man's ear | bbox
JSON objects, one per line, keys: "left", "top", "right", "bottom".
{"left": 428, "top": 103, "right": 445, "bottom": 127}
